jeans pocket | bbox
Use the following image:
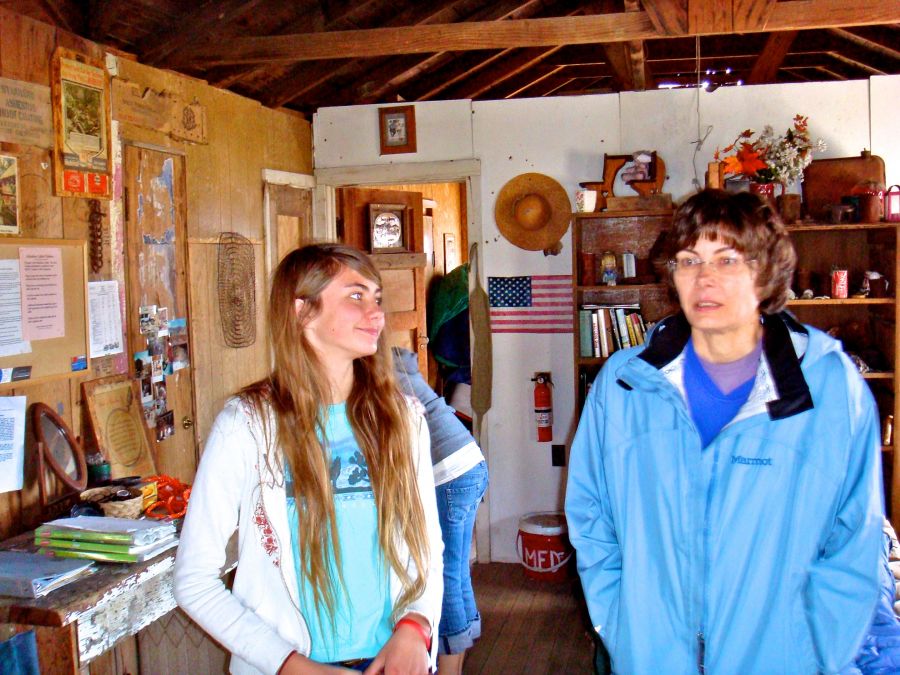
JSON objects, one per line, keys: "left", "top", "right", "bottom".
{"left": 440, "top": 463, "right": 488, "bottom": 524}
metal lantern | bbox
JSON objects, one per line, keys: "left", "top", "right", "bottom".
{"left": 886, "top": 185, "right": 900, "bottom": 223}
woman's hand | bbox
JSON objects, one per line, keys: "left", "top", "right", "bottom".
{"left": 278, "top": 652, "right": 356, "bottom": 675}
{"left": 362, "top": 623, "right": 430, "bottom": 675}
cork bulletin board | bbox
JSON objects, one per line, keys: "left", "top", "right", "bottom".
{"left": 0, "top": 238, "right": 90, "bottom": 389}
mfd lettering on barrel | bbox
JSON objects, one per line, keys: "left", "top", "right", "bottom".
{"left": 524, "top": 547, "right": 570, "bottom": 570}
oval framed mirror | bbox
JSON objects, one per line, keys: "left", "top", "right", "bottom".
{"left": 32, "top": 402, "right": 88, "bottom": 496}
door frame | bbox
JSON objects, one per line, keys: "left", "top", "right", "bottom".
{"left": 313, "top": 159, "right": 492, "bottom": 562}
{"left": 261, "top": 169, "right": 315, "bottom": 281}
{"left": 120, "top": 140, "right": 198, "bottom": 471}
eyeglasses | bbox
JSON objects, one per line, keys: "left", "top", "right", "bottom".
{"left": 667, "top": 254, "right": 756, "bottom": 277}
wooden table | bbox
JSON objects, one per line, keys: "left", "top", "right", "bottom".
{"left": 0, "top": 531, "right": 232, "bottom": 673}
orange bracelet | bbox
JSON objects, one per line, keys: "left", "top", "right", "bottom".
{"left": 394, "top": 617, "right": 432, "bottom": 651}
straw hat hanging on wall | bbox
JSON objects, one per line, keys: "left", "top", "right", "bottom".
{"left": 494, "top": 173, "right": 572, "bottom": 252}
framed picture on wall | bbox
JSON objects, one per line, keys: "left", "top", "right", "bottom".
{"left": 369, "top": 203, "right": 409, "bottom": 253}
{"left": 51, "top": 47, "right": 112, "bottom": 199}
{"left": 378, "top": 105, "right": 416, "bottom": 155}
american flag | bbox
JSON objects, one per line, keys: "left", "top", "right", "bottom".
{"left": 488, "top": 275, "right": 573, "bottom": 333}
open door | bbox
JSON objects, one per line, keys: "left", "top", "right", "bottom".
{"left": 123, "top": 145, "right": 197, "bottom": 480}
{"left": 338, "top": 187, "right": 427, "bottom": 377}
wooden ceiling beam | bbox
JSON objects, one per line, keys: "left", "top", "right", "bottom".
{"left": 36, "top": 0, "right": 83, "bottom": 34}
{"left": 827, "top": 51, "right": 887, "bottom": 75}
{"left": 358, "top": 0, "right": 591, "bottom": 104}
{"left": 169, "top": 0, "right": 900, "bottom": 67}
{"left": 747, "top": 30, "right": 797, "bottom": 84}
{"left": 688, "top": 0, "right": 732, "bottom": 34}
{"left": 620, "top": 0, "right": 654, "bottom": 91}
{"left": 170, "top": 12, "right": 658, "bottom": 66}
{"left": 263, "top": 0, "right": 561, "bottom": 108}
{"left": 207, "top": 0, "right": 386, "bottom": 87}
{"left": 642, "top": 0, "right": 688, "bottom": 36}
{"left": 732, "top": 0, "right": 776, "bottom": 32}
{"left": 138, "top": 0, "right": 266, "bottom": 66}
{"left": 447, "top": 46, "right": 563, "bottom": 100}
{"left": 827, "top": 27, "right": 900, "bottom": 61}
{"left": 485, "top": 57, "right": 608, "bottom": 99}
{"left": 415, "top": 51, "right": 513, "bottom": 101}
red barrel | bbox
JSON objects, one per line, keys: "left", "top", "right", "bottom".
{"left": 516, "top": 512, "right": 573, "bottom": 582}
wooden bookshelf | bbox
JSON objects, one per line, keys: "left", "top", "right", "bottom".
{"left": 571, "top": 209, "right": 678, "bottom": 411}
{"left": 785, "top": 221, "right": 899, "bottom": 519}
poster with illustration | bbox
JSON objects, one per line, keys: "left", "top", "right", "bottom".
{"left": 0, "top": 155, "right": 18, "bottom": 235}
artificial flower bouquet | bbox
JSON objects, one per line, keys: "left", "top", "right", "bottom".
{"left": 715, "top": 114, "right": 826, "bottom": 187}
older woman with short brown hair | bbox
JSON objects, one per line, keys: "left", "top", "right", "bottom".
{"left": 566, "top": 189, "right": 883, "bottom": 674}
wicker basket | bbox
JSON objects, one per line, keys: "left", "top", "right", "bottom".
{"left": 80, "top": 486, "right": 144, "bottom": 519}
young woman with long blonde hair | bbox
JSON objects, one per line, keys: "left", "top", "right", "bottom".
{"left": 175, "top": 244, "right": 442, "bottom": 675}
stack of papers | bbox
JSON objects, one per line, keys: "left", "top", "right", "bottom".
{"left": 35, "top": 516, "right": 178, "bottom": 564}
{"left": 0, "top": 551, "right": 94, "bottom": 598}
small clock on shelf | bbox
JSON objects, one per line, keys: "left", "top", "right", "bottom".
{"left": 369, "top": 203, "right": 409, "bottom": 253}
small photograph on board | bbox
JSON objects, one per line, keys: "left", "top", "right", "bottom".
{"left": 156, "top": 409, "right": 174, "bottom": 442}
{"left": 143, "top": 401, "right": 156, "bottom": 430}
{"left": 139, "top": 305, "right": 158, "bottom": 334}
{"left": 157, "top": 307, "right": 169, "bottom": 337}
{"left": 147, "top": 336, "right": 166, "bottom": 382}
{"left": 169, "top": 318, "right": 190, "bottom": 371}
{"left": 153, "top": 381, "right": 168, "bottom": 415}
{"left": 133, "top": 350, "right": 152, "bottom": 379}
{"left": 140, "top": 375, "right": 152, "bottom": 403}
{"left": 0, "top": 154, "right": 19, "bottom": 235}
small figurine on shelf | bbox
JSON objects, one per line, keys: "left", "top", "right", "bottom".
{"left": 601, "top": 251, "right": 618, "bottom": 286}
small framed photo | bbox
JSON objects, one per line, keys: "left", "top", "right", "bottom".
{"left": 369, "top": 203, "right": 409, "bottom": 253}
{"left": 378, "top": 105, "right": 416, "bottom": 155}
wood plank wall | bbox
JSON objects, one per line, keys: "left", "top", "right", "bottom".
{"left": 0, "top": 6, "right": 312, "bottom": 542}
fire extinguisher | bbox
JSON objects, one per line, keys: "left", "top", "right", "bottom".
{"left": 532, "top": 372, "right": 553, "bottom": 442}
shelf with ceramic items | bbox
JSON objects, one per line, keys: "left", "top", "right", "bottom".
{"left": 571, "top": 209, "right": 678, "bottom": 411}
{"left": 784, "top": 220, "right": 899, "bottom": 518}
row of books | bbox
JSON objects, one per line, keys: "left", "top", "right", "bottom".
{"left": 578, "top": 303, "right": 648, "bottom": 358}
{"left": 0, "top": 517, "right": 178, "bottom": 599}
{"left": 35, "top": 516, "right": 178, "bottom": 564}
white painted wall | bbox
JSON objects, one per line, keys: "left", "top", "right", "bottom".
{"left": 314, "top": 99, "right": 474, "bottom": 168}
{"left": 313, "top": 74, "right": 900, "bottom": 563}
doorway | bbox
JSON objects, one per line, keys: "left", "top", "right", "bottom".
{"left": 316, "top": 159, "right": 489, "bottom": 559}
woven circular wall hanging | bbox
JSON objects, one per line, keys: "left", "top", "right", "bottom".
{"left": 217, "top": 232, "right": 256, "bottom": 348}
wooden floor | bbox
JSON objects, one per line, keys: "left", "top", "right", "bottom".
{"left": 464, "top": 563, "right": 595, "bottom": 674}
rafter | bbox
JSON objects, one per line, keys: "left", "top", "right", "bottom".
{"left": 357, "top": 0, "right": 588, "bottom": 105}
{"left": 35, "top": 0, "right": 83, "bottom": 33}
{"left": 262, "top": 0, "right": 558, "bottom": 109}
{"left": 454, "top": 46, "right": 563, "bottom": 99}
{"left": 827, "top": 51, "right": 887, "bottom": 75}
{"left": 138, "top": 0, "right": 266, "bottom": 66}
{"left": 642, "top": 0, "right": 688, "bottom": 36}
{"left": 168, "top": 0, "right": 900, "bottom": 67}
{"left": 732, "top": 0, "right": 775, "bottom": 32}
{"left": 827, "top": 27, "right": 900, "bottom": 61}
{"left": 747, "top": 31, "right": 797, "bottom": 84}
{"left": 415, "top": 51, "right": 514, "bottom": 101}
{"left": 170, "top": 12, "right": 658, "bottom": 66}
{"left": 208, "top": 0, "right": 387, "bottom": 88}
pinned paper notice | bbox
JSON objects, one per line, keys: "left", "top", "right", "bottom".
{"left": 0, "top": 259, "right": 31, "bottom": 357}
{"left": 19, "top": 247, "right": 64, "bottom": 341}
{"left": 0, "top": 396, "right": 26, "bottom": 493}
{"left": 88, "top": 280, "right": 124, "bottom": 358}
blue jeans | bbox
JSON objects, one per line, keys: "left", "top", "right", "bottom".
{"left": 435, "top": 461, "right": 489, "bottom": 655}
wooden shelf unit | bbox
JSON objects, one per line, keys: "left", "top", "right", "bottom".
{"left": 571, "top": 209, "right": 678, "bottom": 411}
{"left": 785, "top": 221, "right": 900, "bottom": 519}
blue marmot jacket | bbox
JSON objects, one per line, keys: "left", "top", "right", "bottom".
{"left": 565, "top": 311, "right": 883, "bottom": 674}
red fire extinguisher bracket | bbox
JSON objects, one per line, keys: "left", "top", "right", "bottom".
{"left": 532, "top": 372, "right": 553, "bottom": 443}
